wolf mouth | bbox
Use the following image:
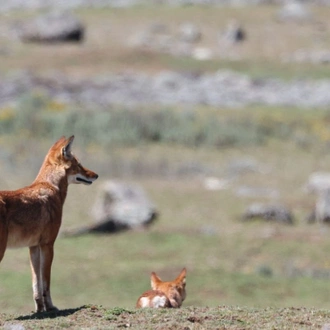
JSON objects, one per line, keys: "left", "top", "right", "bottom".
{"left": 77, "top": 177, "right": 93, "bottom": 184}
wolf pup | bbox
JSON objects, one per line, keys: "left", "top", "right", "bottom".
{"left": 0, "top": 136, "right": 98, "bottom": 312}
{"left": 136, "top": 268, "right": 186, "bottom": 308}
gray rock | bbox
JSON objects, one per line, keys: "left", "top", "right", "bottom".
{"left": 307, "top": 188, "right": 330, "bottom": 225}
{"left": 18, "top": 11, "right": 84, "bottom": 43}
{"left": 3, "top": 323, "right": 25, "bottom": 330}
{"left": 305, "top": 172, "right": 330, "bottom": 194}
{"left": 178, "top": 22, "right": 202, "bottom": 43}
{"left": 242, "top": 203, "right": 294, "bottom": 225}
{"left": 221, "top": 20, "right": 246, "bottom": 44}
{"left": 277, "top": 2, "right": 312, "bottom": 22}
{"left": 315, "top": 188, "right": 330, "bottom": 224}
{"left": 63, "top": 181, "right": 158, "bottom": 236}
{"left": 236, "top": 186, "right": 279, "bottom": 199}
{"left": 5, "top": 70, "right": 330, "bottom": 109}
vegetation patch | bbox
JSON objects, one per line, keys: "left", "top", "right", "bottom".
{"left": 1, "top": 93, "right": 329, "bottom": 150}
{"left": 2, "top": 305, "right": 330, "bottom": 329}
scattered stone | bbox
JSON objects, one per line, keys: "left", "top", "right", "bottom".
{"left": 226, "top": 158, "right": 266, "bottom": 176}
{"left": 203, "top": 177, "right": 230, "bottom": 191}
{"left": 284, "top": 49, "right": 330, "bottom": 65}
{"left": 315, "top": 188, "right": 330, "bottom": 223}
{"left": 17, "top": 11, "right": 84, "bottom": 43}
{"left": 192, "top": 47, "right": 213, "bottom": 61}
{"left": 3, "top": 71, "right": 330, "bottom": 109}
{"left": 322, "top": 323, "right": 330, "bottom": 330}
{"left": 3, "top": 323, "right": 25, "bottom": 330}
{"left": 221, "top": 20, "right": 246, "bottom": 44}
{"left": 242, "top": 203, "right": 294, "bottom": 225}
{"left": 178, "top": 22, "right": 202, "bottom": 43}
{"left": 63, "top": 181, "right": 158, "bottom": 236}
{"left": 277, "top": 1, "right": 312, "bottom": 22}
{"left": 305, "top": 172, "right": 330, "bottom": 194}
{"left": 129, "top": 22, "right": 173, "bottom": 52}
{"left": 236, "top": 186, "right": 279, "bottom": 198}
{"left": 308, "top": 188, "right": 330, "bottom": 224}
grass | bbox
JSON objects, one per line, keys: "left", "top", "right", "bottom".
{"left": 1, "top": 305, "right": 330, "bottom": 329}
{"left": 2, "top": 135, "right": 330, "bottom": 315}
{"left": 2, "top": 94, "right": 330, "bottom": 150}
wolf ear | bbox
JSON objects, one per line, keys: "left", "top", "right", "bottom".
{"left": 62, "top": 135, "right": 75, "bottom": 160}
{"left": 176, "top": 268, "right": 187, "bottom": 285}
{"left": 151, "top": 272, "right": 162, "bottom": 290}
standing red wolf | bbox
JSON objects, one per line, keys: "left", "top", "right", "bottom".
{"left": 136, "top": 268, "right": 186, "bottom": 308}
{"left": 0, "top": 136, "right": 98, "bottom": 312}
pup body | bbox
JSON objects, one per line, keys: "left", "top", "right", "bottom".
{"left": 136, "top": 268, "right": 186, "bottom": 308}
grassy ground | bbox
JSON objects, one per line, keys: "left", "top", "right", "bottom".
{"left": 2, "top": 305, "right": 330, "bottom": 329}
{"left": 1, "top": 138, "right": 330, "bottom": 315}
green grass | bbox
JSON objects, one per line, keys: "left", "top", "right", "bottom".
{"left": 1, "top": 305, "right": 330, "bottom": 329}
{"left": 2, "top": 94, "right": 330, "bottom": 152}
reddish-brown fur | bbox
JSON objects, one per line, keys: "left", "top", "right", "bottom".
{"left": 0, "top": 136, "right": 98, "bottom": 312}
{"left": 136, "top": 268, "right": 187, "bottom": 308}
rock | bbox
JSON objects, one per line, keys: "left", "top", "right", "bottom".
{"left": 221, "top": 20, "right": 246, "bottom": 44}
{"left": 192, "top": 47, "right": 213, "bottom": 61}
{"left": 5, "top": 70, "right": 330, "bottom": 109}
{"left": 242, "top": 203, "right": 294, "bottom": 225}
{"left": 18, "top": 11, "right": 84, "bottom": 43}
{"left": 277, "top": 2, "right": 312, "bottom": 22}
{"left": 284, "top": 50, "right": 330, "bottom": 65}
{"left": 64, "top": 181, "right": 158, "bottom": 236}
{"left": 3, "top": 323, "right": 25, "bottom": 330}
{"left": 305, "top": 172, "right": 330, "bottom": 194}
{"left": 322, "top": 323, "right": 330, "bottom": 330}
{"left": 236, "top": 186, "right": 279, "bottom": 198}
{"left": 226, "top": 158, "right": 266, "bottom": 176}
{"left": 129, "top": 22, "right": 173, "bottom": 52}
{"left": 203, "top": 177, "right": 230, "bottom": 191}
{"left": 313, "top": 188, "right": 330, "bottom": 224}
{"left": 178, "top": 22, "right": 202, "bottom": 43}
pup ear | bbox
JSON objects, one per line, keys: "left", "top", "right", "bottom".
{"left": 151, "top": 272, "right": 162, "bottom": 290}
{"left": 176, "top": 268, "right": 187, "bottom": 285}
{"left": 62, "top": 135, "right": 75, "bottom": 160}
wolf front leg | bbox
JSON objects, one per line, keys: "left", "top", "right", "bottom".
{"left": 29, "top": 246, "right": 45, "bottom": 312}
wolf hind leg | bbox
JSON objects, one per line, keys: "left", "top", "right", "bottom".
{"left": 0, "top": 222, "right": 7, "bottom": 263}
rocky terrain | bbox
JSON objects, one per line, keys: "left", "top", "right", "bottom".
{"left": 2, "top": 70, "right": 330, "bottom": 109}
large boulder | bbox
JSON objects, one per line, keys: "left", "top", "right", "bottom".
{"left": 18, "top": 11, "right": 85, "bottom": 43}
{"left": 63, "top": 181, "right": 158, "bottom": 236}
{"left": 277, "top": 2, "right": 312, "bottom": 22}
{"left": 305, "top": 172, "right": 330, "bottom": 194}
{"left": 242, "top": 203, "right": 294, "bottom": 225}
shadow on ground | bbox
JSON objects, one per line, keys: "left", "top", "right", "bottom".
{"left": 15, "top": 305, "right": 86, "bottom": 320}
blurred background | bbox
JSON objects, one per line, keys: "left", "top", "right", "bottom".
{"left": 2, "top": 0, "right": 330, "bottom": 313}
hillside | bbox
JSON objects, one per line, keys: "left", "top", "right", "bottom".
{"left": 2, "top": 305, "right": 330, "bottom": 329}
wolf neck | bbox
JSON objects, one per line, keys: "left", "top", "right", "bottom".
{"left": 33, "top": 160, "right": 69, "bottom": 202}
